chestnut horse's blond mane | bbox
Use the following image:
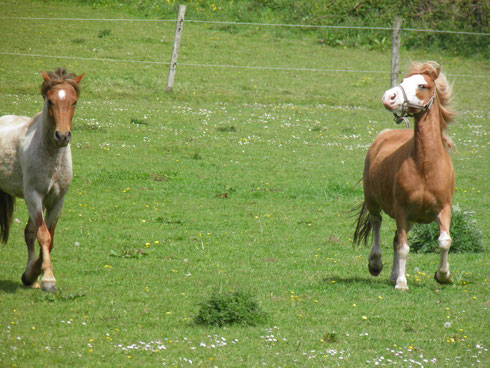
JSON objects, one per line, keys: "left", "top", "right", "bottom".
{"left": 407, "top": 61, "right": 455, "bottom": 148}
{"left": 41, "top": 67, "right": 81, "bottom": 98}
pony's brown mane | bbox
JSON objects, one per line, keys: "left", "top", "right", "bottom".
{"left": 408, "top": 61, "right": 456, "bottom": 149}
{"left": 41, "top": 67, "right": 81, "bottom": 98}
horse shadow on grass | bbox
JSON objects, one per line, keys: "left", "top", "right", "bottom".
{"left": 322, "top": 274, "right": 436, "bottom": 291}
{"left": 322, "top": 275, "right": 391, "bottom": 287}
{"left": 0, "top": 279, "right": 22, "bottom": 294}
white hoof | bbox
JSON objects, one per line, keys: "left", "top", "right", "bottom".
{"left": 41, "top": 280, "right": 57, "bottom": 293}
{"left": 394, "top": 278, "right": 408, "bottom": 291}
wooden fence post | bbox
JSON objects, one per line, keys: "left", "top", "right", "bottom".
{"left": 167, "top": 5, "right": 186, "bottom": 92}
{"left": 391, "top": 17, "right": 402, "bottom": 88}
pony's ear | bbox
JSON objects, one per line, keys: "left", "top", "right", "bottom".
{"left": 41, "top": 71, "right": 50, "bottom": 82}
{"left": 425, "top": 61, "right": 441, "bottom": 80}
{"left": 72, "top": 73, "right": 85, "bottom": 84}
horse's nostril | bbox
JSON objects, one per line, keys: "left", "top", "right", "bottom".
{"left": 54, "top": 131, "right": 61, "bottom": 141}
{"left": 390, "top": 93, "right": 396, "bottom": 101}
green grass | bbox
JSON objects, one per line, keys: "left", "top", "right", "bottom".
{"left": 0, "top": 1, "right": 489, "bottom": 367}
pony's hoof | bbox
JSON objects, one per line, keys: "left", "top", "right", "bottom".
{"left": 21, "top": 272, "right": 36, "bottom": 287}
{"left": 41, "top": 281, "right": 57, "bottom": 293}
{"left": 394, "top": 283, "right": 408, "bottom": 291}
{"left": 434, "top": 271, "right": 452, "bottom": 285}
{"left": 394, "top": 277, "right": 408, "bottom": 291}
{"left": 368, "top": 262, "right": 383, "bottom": 276}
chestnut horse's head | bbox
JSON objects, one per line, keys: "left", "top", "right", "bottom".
{"left": 382, "top": 62, "right": 440, "bottom": 118}
{"left": 41, "top": 68, "right": 84, "bottom": 147}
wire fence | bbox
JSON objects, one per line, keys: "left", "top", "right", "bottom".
{"left": 2, "top": 16, "right": 490, "bottom": 36}
{"left": 2, "top": 51, "right": 488, "bottom": 79}
{"left": 1, "top": 16, "right": 489, "bottom": 79}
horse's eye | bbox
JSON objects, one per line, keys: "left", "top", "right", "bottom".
{"left": 48, "top": 99, "right": 53, "bottom": 106}
{"left": 418, "top": 84, "right": 427, "bottom": 89}
{"left": 73, "top": 101, "right": 77, "bottom": 107}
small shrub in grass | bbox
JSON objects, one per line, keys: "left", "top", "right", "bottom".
{"left": 410, "top": 205, "right": 483, "bottom": 253}
{"left": 194, "top": 290, "right": 268, "bottom": 327}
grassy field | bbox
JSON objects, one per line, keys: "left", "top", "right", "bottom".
{"left": 0, "top": 1, "right": 488, "bottom": 367}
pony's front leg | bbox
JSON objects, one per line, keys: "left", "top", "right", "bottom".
{"left": 368, "top": 215, "right": 383, "bottom": 276}
{"left": 36, "top": 214, "right": 56, "bottom": 292}
{"left": 435, "top": 207, "right": 452, "bottom": 284}
{"left": 393, "top": 219, "right": 410, "bottom": 291}
{"left": 24, "top": 192, "right": 57, "bottom": 292}
{"left": 21, "top": 218, "right": 41, "bottom": 288}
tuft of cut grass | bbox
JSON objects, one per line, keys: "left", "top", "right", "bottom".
{"left": 410, "top": 204, "right": 484, "bottom": 253}
{"left": 194, "top": 289, "right": 268, "bottom": 327}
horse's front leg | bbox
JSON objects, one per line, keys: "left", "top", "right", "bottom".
{"left": 435, "top": 206, "right": 452, "bottom": 284}
{"left": 393, "top": 214, "right": 410, "bottom": 291}
{"left": 22, "top": 218, "right": 41, "bottom": 289}
{"left": 23, "top": 192, "right": 57, "bottom": 292}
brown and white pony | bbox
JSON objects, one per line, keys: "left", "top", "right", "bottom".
{"left": 354, "top": 61, "right": 455, "bottom": 290}
{"left": 0, "top": 68, "right": 84, "bottom": 292}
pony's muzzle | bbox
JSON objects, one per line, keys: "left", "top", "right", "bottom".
{"left": 382, "top": 89, "right": 400, "bottom": 111}
{"left": 54, "top": 131, "right": 71, "bottom": 147}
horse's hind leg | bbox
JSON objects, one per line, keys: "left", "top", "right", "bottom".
{"left": 368, "top": 215, "right": 383, "bottom": 276}
{"left": 435, "top": 206, "right": 452, "bottom": 284}
{"left": 389, "top": 232, "right": 399, "bottom": 284}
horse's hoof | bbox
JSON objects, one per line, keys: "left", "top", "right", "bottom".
{"left": 368, "top": 262, "right": 383, "bottom": 276}
{"left": 434, "top": 271, "right": 452, "bottom": 285}
{"left": 21, "top": 272, "right": 35, "bottom": 286}
{"left": 394, "top": 277, "right": 408, "bottom": 291}
{"left": 394, "top": 283, "right": 408, "bottom": 291}
{"left": 41, "top": 281, "right": 57, "bottom": 293}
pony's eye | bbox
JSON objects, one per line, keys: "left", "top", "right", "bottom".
{"left": 73, "top": 101, "right": 77, "bottom": 107}
{"left": 418, "top": 84, "right": 428, "bottom": 89}
{"left": 48, "top": 99, "right": 53, "bottom": 106}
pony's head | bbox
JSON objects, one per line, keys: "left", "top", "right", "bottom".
{"left": 40, "top": 68, "right": 84, "bottom": 147}
{"left": 382, "top": 61, "right": 441, "bottom": 117}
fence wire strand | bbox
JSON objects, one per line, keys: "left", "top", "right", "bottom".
{"left": 1, "top": 52, "right": 488, "bottom": 79}
{"left": 1, "top": 16, "right": 489, "bottom": 36}
{"left": 0, "top": 15, "right": 488, "bottom": 79}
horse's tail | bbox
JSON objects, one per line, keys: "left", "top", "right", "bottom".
{"left": 352, "top": 201, "right": 372, "bottom": 248}
{"left": 0, "top": 189, "right": 15, "bottom": 244}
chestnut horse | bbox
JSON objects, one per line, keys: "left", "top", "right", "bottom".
{"left": 0, "top": 68, "right": 84, "bottom": 292}
{"left": 354, "top": 61, "right": 455, "bottom": 290}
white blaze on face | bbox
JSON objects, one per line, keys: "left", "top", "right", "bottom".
{"left": 58, "top": 89, "right": 66, "bottom": 100}
{"left": 382, "top": 74, "right": 427, "bottom": 113}
{"left": 399, "top": 74, "right": 427, "bottom": 106}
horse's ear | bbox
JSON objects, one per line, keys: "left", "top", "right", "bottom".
{"left": 41, "top": 71, "right": 50, "bottom": 82}
{"left": 72, "top": 73, "right": 85, "bottom": 84}
{"left": 426, "top": 61, "right": 441, "bottom": 80}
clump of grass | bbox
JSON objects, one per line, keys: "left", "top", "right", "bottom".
{"left": 192, "top": 152, "right": 202, "bottom": 160}
{"left": 130, "top": 118, "right": 148, "bottom": 126}
{"left": 194, "top": 290, "right": 268, "bottom": 327}
{"left": 216, "top": 125, "right": 236, "bottom": 132}
{"left": 98, "top": 29, "right": 112, "bottom": 38}
{"left": 110, "top": 249, "right": 147, "bottom": 259}
{"left": 71, "top": 38, "right": 85, "bottom": 44}
{"left": 322, "top": 331, "right": 338, "bottom": 343}
{"left": 409, "top": 204, "right": 483, "bottom": 253}
{"left": 36, "top": 290, "right": 86, "bottom": 303}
